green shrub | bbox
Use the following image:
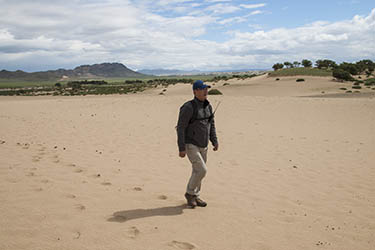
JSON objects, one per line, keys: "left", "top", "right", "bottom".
{"left": 346, "top": 90, "right": 352, "bottom": 93}
{"left": 296, "top": 78, "right": 305, "bottom": 82}
{"left": 339, "top": 88, "right": 347, "bottom": 90}
{"left": 276, "top": 78, "right": 280, "bottom": 81}
{"left": 333, "top": 68, "right": 354, "bottom": 81}
{"left": 352, "top": 85, "right": 362, "bottom": 89}
{"left": 364, "top": 78, "right": 375, "bottom": 86}
{"left": 208, "top": 89, "right": 223, "bottom": 95}
{"left": 223, "top": 83, "right": 230, "bottom": 86}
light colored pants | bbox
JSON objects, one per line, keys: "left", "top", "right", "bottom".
{"left": 186, "top": 143, "right": 208, "bottom": 197}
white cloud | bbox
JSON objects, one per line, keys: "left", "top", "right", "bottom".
{"left": 240, "top": 3, "right": 266, "bottom": 9}
{"left": 249, "top": 10, "right": 263, "bottom": 15}
{"left": 205, "top": 3, "right": 241, "bottom": 14}
{"left": 205, "top": 0, "right": 231, "bottom": 2}
{"left": 0, "top": 1, "right": 374, "bottom": 71}
{"left": 218, "top": 16, "right": 248, "bottom": 25}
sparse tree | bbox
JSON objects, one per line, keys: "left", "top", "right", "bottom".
{"left": 284, "top": 62, "right": 293, "bottom": 68}
{"left": 315, "top": 59, "right": 337, "bottom": 69}
{"left": 339, "top": 62, "right": 360, "bottom": 75}
{"left": 301, "top": 59, "right": 312, "bottom": 68}
{"left": 293, "top": 61, "right": 301, "bottom": 68}
{"left": 356, "top": 59, "right": 374, "bottom": 75}
{"left": 272, "top": 63, "right": 284, "bottom": 71}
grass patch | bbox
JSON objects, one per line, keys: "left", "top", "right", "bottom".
{"left": 364, "top": 78, "right": 375, "bottom": 86}
{"left": 0, "top": 73, "right": 263, "bottom": 96}
{"left": 268, "top": 68, "right": 332, "bottom": 77}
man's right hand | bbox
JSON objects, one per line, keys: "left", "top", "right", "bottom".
{"left": 179, "top": 151, "right": 186, "bottom": 158}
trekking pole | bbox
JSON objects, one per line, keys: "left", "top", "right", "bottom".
{"left": 213, "top": 101, "right": 221, "bottom": 115}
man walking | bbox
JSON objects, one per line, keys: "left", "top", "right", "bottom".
{"left": 176, "top": 80, "right": 219, "bottom": 208}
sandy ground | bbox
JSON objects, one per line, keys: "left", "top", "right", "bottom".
{"left": 1, "top": 75, "right": 375, "bottom": 250}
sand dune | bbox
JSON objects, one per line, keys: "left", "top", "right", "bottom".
{"left": 1, "top": 76, "right": 374, "bottom": 250}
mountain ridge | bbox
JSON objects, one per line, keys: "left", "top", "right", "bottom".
{"left": 0, "top": 63, "right": 144, "bottom": 81}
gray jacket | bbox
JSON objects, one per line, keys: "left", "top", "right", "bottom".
{"left": 177, "top": 97, "right": 218, "bottom": 152}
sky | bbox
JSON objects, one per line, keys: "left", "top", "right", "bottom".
{"left": 0, "top": 0, "right": 374, "bottom": 72}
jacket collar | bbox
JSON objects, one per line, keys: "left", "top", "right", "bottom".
{"left": 194, "top": 97, "right": 210, "bottom": 107}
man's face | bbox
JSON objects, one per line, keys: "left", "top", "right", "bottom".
{"left": 194, "top": 88, "right": 208, "bottom": 101}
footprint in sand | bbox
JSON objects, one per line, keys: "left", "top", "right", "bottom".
{"left": 133, "top": 187, "right": 143, "bottom": 191}
{"left": 74, "top": 169, "right": 84, "bottom": 173}
{"left": 158, "top": 195, "right": 168, "bottom": 200}
{"left": 126, "top": 226, "right": 140, "bottom": 239}
{"left": 66, "top": 194, "right": 76, "bottom": 199}
{"left": 51, "top": 155, "right": 60, "bottom": 163}
{"left": 74, "top": 231, "right": 81, "bottom": 240}
{"left": 75, "top": 204, "right": 86, "bottom": 211}
{"left": 168, "top": 240, "right": 196, "bottom": 250}
{"left": 32, "top": 156, "right": 42, "bottom": 162}
{"left": 101, "top": 182, "right": 112, "bottom": 186}
{"left": 41, "top": 179, "right": 49, "bottom": 183}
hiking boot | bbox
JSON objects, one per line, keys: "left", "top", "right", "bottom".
{"left": 184, "top": 193, "right": 197, "bottom": 208}
{"left": 195, "top": 197, "right": 207, "bottom": 207}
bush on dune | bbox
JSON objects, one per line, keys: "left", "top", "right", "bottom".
{"left": 208, "top": 89, "right": 223, "bottom": 95}
{"left": 333, "top": 68, "right": 354, "bottom": 81}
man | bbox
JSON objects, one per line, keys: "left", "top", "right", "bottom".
{"left": 176, "top": 80, "right": 219, "bottom": 208}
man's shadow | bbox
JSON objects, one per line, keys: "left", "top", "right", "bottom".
{"left": 107, "top": 204, "right": 188, "bottom": 223}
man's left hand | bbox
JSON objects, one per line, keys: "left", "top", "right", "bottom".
{"left": 213, "top": 144, "right": 219, "bottom": 151}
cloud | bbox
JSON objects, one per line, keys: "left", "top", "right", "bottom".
{"left": 205, "top": 3, "right": 241, "bottom": 14}
{"left": 240, "top": 3, "right": 266, "bottom": 9}
{"left": 219, "top": 8, "right": 375, "bottom": 67}
{"left": 249, "top": 10, "right": 263, "bottom": 15}
{"left": 0, "top": 1, "right": 374, "bottom": 71}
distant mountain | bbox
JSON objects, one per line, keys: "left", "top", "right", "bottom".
{"left": 0, "top": 63, "right": 144, "bottom": 81}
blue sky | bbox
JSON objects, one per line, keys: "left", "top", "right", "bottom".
{"left": 0, "top": 0, "right": 374, "bottom": 71}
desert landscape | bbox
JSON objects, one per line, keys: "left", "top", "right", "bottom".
{"left": 1, "top": 74, "right": 374, "bottom": 250}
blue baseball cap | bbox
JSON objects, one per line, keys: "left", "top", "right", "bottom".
{"left": 193, "top": 80, "right": 211, "bottom": 90}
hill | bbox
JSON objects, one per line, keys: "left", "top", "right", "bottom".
{"left": 0, "top": 63, "right": 144, "bottom": 81}
{"left": 268, "top": 67, "right": 332, "bottom": 77}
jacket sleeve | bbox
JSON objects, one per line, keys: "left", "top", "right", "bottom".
{"left": 177, "top": 102, "right": 193, "bottom": 152}
{"left": 209, "top": 105, "right": 218, "bottom": 146}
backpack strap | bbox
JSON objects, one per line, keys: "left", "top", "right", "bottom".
{"left": 189, "top": 100, "right": 214, "bottom": 124}
{"left": 189, "top": 100, "right": 198, "bottom": 124}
